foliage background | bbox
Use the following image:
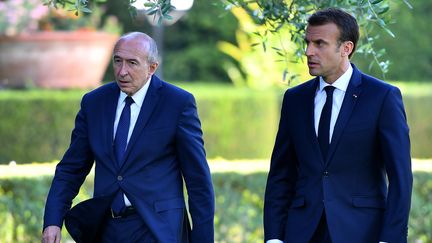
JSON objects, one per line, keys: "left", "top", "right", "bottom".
{"left": 0, "top": 0, "right": 431, "bottom": 242}
{"left": 98, "top": 0, "right": 432, "bottom": 83}
{"left": 1, "top": 82, "right": 432, "bottom": 164}
{"left": 0, "top": 163, "right": 431, "bottom": 243}
{"left": 352, "top": 0, "right": 432, "bottom": 81}
{"left": 101, "top": 0, "right": 239, "bottom": 83}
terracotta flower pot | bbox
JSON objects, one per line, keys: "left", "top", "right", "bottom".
{"left": 0, "top": 31, "right": 118, "bottom": 89}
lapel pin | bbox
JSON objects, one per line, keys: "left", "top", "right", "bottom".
{"left": 353, "top": 94, "right": 358, "bottom": 98}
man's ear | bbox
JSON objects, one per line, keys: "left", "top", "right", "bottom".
{"left": 342, "top": 41, "right": 354, "bottom": 57}
{"left": 148, "top": 62, "right": 159, "bottom": 75}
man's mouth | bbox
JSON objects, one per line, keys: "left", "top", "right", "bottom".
{"left": 308, "top": 61, "right": 319, "bottom": 68}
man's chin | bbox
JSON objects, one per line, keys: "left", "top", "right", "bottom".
{"left": 308, "top": 69, "right": 320, "bottom": 77}
{"left": 119, "top": 87, "right": 133, "bottom": 96}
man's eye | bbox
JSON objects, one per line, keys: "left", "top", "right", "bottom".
{"left": 317, "top": 41, "right": 325, "bottom": 46}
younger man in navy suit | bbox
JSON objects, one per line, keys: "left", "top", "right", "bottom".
{"left": 264, "top": 8, "right": 412, "bottom": 243}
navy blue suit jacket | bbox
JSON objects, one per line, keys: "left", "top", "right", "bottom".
{"left": 264, "top": 64, "right": 412, "bottom": 243}
{"left": 44, "top": 76, "right": 215, "bottom": 243}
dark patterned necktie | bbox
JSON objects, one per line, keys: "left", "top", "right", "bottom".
{"left": 318, "top": 86, "right": 335, "bottom": 160}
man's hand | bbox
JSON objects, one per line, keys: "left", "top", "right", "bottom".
{"left": 42, "top": 225, "right": 61, "bottom": 243}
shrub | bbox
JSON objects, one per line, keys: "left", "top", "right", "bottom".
{"left": 0, "top": 82, "right": 431, "bottom": 164}
{"left": 0, "top": 169, "right": 430, "bottom": 242}
{"left": 403, "top": 96, "right": 432, "bottom": 158}
{"left": 0, "top": 90, "right": 84, "bottom": 163}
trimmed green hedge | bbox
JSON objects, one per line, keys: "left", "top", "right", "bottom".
{"left": 0, "top": 82, "right": 431, "bottom": 164}
{"left": 0, "top": 90, "right": 83, "bottom": 164}
{"left": 0, "top": 170, "right": 430, "bottom": 242}
{"left": 404, "top": 96, "right": 432, "bottom": 159}
{"left": 0, "top": 85, "right": 280, "bottom": 164}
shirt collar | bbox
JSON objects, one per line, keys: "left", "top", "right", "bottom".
{"left": 318, "top": 64, "right": 353, "bottom": 92}
{"left": 118, "top": 77, "right": 152, "bottom": 108}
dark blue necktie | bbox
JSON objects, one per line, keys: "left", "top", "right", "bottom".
{"left": 318, "top": 86, "right": 335, "bottom": 160}
{"left": 114, "top": 96, "right": 134, "bottom": 164}
{"left": 111, "top": 96, "right": 134, "bottom": 214}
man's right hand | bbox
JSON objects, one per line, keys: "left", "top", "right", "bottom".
{"left": 42, "top": 225, "right": 61, "bottom": 243}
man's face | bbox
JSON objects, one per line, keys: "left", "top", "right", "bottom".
{"left": 305, "top": 23, "right": 349, "bottom": 83}
{"left": 112, "top": 39, "right": 158, "bottom": 96}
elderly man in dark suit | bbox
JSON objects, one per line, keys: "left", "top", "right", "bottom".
{"left": 264, "top": 8, "right": 412, "bottom": 243}
{"left": 42, "top": 32, "right": 214, "bottom": 243}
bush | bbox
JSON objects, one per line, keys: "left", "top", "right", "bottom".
{"left": 195, "top": 85, "right": 280, "bottom": 160}
{"left": 0, "top": 85, "right": 280, "bottom": 164}
{"left": 0, "top": 168, "right": 430, "bottom": 242}
{"left": 410, "top": 172, "right": 432, "bottom": 242}
{"left": 404, "top": 96, "right": 432, "bottom": 159}
{"left": 1, "top": 82, "right": 432, "bottom": 163}
{"left": 0, "top": 90, "right": 85, "bottom": 163}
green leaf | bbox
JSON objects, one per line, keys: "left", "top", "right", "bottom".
{"left": 162, "top": 3, "right": 173, "bottom": 13}
{"left": 276, "top": 51, "right": 285, "bottom": 57}
{"left": 144, "top": 3, "right": 155, "bottom": 8}
{"left": 403, "top": 0, "right": 413, "bottom": 9}
{"left": 128, "top": 6, "right": 138, "bottom": 19}
{"left": 163, "top": 14, "right": 173, "bottom": 20}
{"left": 383, "top": 27, "right": 395, "bottom": 38}
{"left": 371, "top": 0, "right": 384, "bottom": 4}
{"left": 377, "top": 18, "right": 386, "bottom": 27}
{"left": 146, "top": 9, "right": 158, "bottom": 15}
{"left": 377, "top": 6, "right": 390, "bottom": 15}
{"left": 80, "top": 7, "right": 92, "bottom": 13}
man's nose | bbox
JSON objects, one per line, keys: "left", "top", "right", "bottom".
{"left": 118, "top": 63, "right": 128, "bottom": 77}
{"left": 305, "top": 45, "right": 314, "bottom": 56}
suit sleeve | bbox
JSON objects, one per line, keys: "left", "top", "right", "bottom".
{"left": 378, "top": 87, "right": 413, "bottom": 242}
{"left": 264, "top": 91, "right": 299, "bottom": 241}
{"left": 175, "top": 94, "right": 215, "bottom": 243}
{"left": 43, "top": 94, "right": 94, "bottom": 230}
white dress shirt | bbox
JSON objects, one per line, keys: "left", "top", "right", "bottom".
{"left": 113, "top": 77, "right": 151, "bottom": 206}
{"left": 314, "top": 65, "right": 352, "bottom": 142}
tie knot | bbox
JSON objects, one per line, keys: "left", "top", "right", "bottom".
{"left": 125, "top": 96, "right": 134, "bottom": 106}
{"left": 324, "top": 86, "right": 335, "bottom": 96}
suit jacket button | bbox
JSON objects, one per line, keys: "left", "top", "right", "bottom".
{"left": 117, "top": 176, "right": 123, "bottom": 181}
{"left": 323, "top": 171, "right": 329, "bottom": 177}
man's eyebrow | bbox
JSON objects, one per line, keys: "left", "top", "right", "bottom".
{"left": 113, "top": 55, "right": 139, "bottom": 62}
{"left": 304, "top": 38, "right": 328, "bottom": 44}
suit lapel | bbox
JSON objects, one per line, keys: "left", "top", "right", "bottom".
{"left": 306, "top": 78, "right": 325, "bottom": 164}
{"left": 103, "top": 83, "right": 121, "bottom": 167}
{"left": 120, "top": 76, "right": 162, "bottom": 168}
{"left": 326, "top": 65, "right": 363, "bottom": 164}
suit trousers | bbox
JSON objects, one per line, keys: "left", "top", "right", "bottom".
{"left": 310, "top": 211, "right": 332, "bottom": 243}
{"left": 100, "top": 213, "right": 156, "bottom": 243}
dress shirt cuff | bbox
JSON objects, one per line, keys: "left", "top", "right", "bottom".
{"left": 266, "top": 240, "right": 283, "bottom": 243}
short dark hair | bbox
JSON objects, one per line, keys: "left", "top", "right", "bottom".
{"left": 308, "top": 8, "right": 359, "bottom": 58}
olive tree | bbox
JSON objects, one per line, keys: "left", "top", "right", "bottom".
{"left": 44, "top": 0, "right": 411, "bottom": 80}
